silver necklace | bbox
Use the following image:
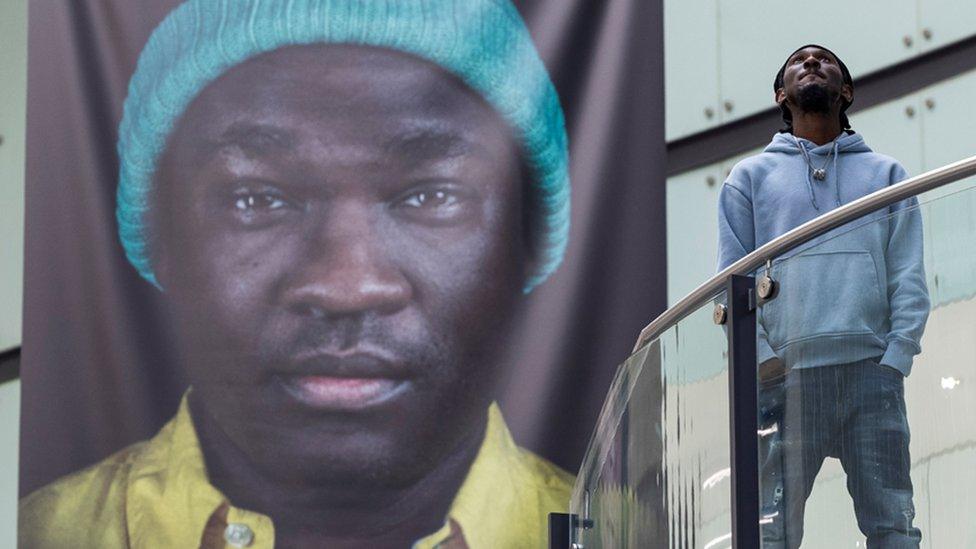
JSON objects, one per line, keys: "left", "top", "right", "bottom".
{"left": 793, "top": 135, "right": 835, "bottom": 181}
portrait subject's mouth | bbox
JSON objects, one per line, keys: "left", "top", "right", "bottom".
{"left": 279, "top": 375, "right": 411, "bottom": 411}
{"left": 274, "top": 348, "right": 416, "bottom": 411}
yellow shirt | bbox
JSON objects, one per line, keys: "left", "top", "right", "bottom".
{"left": 20, "top": 396, "right": 574, "bottom": 548}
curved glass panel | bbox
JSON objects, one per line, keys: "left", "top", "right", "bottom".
{"left": 570, "top": 292, "right": 730, "bottom": 548}
{"left": 757, "top": 181, "right": 976, "bottom": 548}
{"left": 919, "top": 175, "right": 976, "bottom": 307}
{"left": 567, "top": 172, "right": 976, "bottom": 548}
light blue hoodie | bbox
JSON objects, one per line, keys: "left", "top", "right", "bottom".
{"left": 717, "top": 132, "right": 930, "bottom": 375}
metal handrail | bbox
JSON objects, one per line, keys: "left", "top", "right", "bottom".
{"left": 633, "top": 154, "right": 976, "bottom": 352}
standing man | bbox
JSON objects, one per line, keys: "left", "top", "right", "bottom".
{"left": 19, "top": 1, "right": 573, "bottom": 547}
{"left": 717, "top": 45, "right": 929, "bottom": 548}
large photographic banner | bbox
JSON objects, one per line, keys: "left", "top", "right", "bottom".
{"left": 20, "top": 1, "right": 665, "bottom": 546}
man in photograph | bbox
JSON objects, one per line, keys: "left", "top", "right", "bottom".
{"left": 717, "top": 45, "right": 929, "bottom": 548}
{"left": 20, "top": 1, "right": 573, "bottom": 547}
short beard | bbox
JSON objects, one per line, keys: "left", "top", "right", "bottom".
{"left": 796, "top": 83, "right": 834, "bottom": 115}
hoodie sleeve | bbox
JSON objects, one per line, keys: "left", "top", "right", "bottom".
{"left": 718, "top": 180, "right": 777, "bottom": 364}
{"left": 881, "top": 163, "right": 930, "bottom": 375}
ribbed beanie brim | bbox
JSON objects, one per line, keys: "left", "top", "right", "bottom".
{"left": 117, "top": 0, "right": 570, "bottom": 292}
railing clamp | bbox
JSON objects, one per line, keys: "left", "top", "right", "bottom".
{"left": 713, "top": 303, "right": 728, "bottom": 325}
{"left": 756, "top": 259, "right": 778, "bottom": 305}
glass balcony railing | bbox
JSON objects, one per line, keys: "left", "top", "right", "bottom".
{"left": 567, "top": 291, "right": 731, "bottom": 548}
{"left": 553, "top": 156, "right": 976, "bottom": 548}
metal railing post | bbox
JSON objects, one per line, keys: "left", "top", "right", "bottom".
{"left": 727, "top": 274, "right": 760, "bottom": 548}
{"left": 548, "top": 513, "right": 573, "bottom": 548}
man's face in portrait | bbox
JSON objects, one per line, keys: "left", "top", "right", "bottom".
{"left": 776, "top": 46, "right": 853, "bottom": 114}
{"left": 152, "top": 44, "right": 530, "bottom": 488}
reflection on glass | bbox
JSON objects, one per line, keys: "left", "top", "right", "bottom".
{"left": 570, "top": 293, "right": 730, "bottom": 548}
{"left": 758, "top": 182, "right": 976, "bottom": 548}
{"left": 568, "top": 179, "right": 976, "bottom": 548}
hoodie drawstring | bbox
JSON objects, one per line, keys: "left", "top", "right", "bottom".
{"left": 831, "top": 140, "right": 841, "bottom": 207}
{"left": 794, "top": 136, "right": 842, "bottom": 211}
{"left": 805, "top": 159, "right": 819, "bottom": 210}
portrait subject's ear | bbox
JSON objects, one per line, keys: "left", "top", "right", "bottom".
{"left": 152, "top": 243, "right": 173, "bottom": 290}
{"left": 522, "top": 245, "right": 541, "bottom": 292}
{"left": 518, "top": 161, "right": 544, "bottom": 292}
{"left": 150, "top": 203, "right": 177, "bottom": 291}
{"left": 147, "top": 158, "right": 182, "bottom": 292}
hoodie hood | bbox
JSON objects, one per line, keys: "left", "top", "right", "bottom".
{"left": 764, "top": 131, "right": 870, "bottom": 154}
{"left": 764, "top": 131, "right": 872, "bottom": 210}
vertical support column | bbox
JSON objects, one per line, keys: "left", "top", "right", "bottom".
{"left": 727, "top": 274, "right": 759, "bottom": 548}
{"left": 548, "top": 512, "right": 574, "bottom": 548}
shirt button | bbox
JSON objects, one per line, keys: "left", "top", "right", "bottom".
{"left": 224, "top": 523, "right": 254, "bottom": 547}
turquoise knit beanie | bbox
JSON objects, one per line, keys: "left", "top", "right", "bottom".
{"left": 117, "top": 0, "right": 570, "bottom": 293}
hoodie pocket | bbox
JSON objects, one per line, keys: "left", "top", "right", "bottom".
{"left": 761, "top": 250, "right": 886, "bottom": 349}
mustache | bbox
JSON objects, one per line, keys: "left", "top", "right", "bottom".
{"left": 282, "top": 349, "right": 414, "bottom": 380}
{"left": 288, "top": 316, "right": 381, "bottom": 354}
{"left": 257, "top": 315, "right": 449, "bottom": 377}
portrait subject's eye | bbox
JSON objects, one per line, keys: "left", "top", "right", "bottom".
{"left": 227, "top": 185, "right": 297, "bottom": 227}
{"left": 402, "top": 190, "right": 456, "bottom": 209}
{"left": 393, "top": 184, "right": 474, "bottom": 224}
{"left": 234, "top": 192, "right": 287, "bottom": 213}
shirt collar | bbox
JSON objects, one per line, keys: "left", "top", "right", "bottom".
{"left": 124, "top": 394, "right": 539, "bottom": 548}
{"left": 415, "top": 402, "right": 540, "bottom": 548}
{"left": 125, "top": 394, "right": 275, "bottom": 548}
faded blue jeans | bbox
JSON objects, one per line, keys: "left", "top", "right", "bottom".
{"left": 758, "top": 359, "right": 921, "bottom": 548}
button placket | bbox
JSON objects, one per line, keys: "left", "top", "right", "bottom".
{"left": 224, "top": 523, "right": 254, "bottom": 547}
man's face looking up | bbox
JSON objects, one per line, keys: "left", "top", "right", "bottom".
{"left": 152, "top": 44, "right": 530, "bottom": 489}
{"left": 776, "top": 46, "right": 853, "bottom": 115}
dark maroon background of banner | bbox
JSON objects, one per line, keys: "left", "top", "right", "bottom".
{"left": 20, "top": 0, "right": 665, "bottom": 496}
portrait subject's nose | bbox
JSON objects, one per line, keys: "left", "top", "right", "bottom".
{"left": 283, "top": 203, "right": 412, "bottom": 318}
{"left": 803, "top": 55, "right": 821, "bottom": 70}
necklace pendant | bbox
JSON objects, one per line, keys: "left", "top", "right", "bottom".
{"left": 813, "top": 168, "right": 826, "bottom": 181}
